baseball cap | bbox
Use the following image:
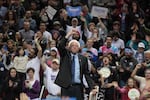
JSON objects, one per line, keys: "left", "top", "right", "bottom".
{"left": 53, "top": 21, "right": 61, "bottom": 26}
{"left": 138, "top": 42, "right": 145, "bottom": 48}
{"left": 113, "top": 21, "right": 120, "bottom": 25}
{"left": 52, "top": 59, "right": 60, "bottom": 65}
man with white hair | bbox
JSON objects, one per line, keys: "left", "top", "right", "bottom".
{"left": 142, "top": 50, "right": 150, "bottom": 67}
{"left": 55, "top": 30, "right": 97, "bottom": 100}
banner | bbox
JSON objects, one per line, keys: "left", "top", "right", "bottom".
{"left": 66, "top": 6, "right": 81, "bottom": 17}
{"left": 91, "top": 6, "right": 108, "bottom": 19}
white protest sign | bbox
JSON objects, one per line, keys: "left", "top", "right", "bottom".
{"left": 46, "top": 6, "right": 57, "bottom": 20}
{"left": 91, "top": 6, "right": 108, "bottom": 19}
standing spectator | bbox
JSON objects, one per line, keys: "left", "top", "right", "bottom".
{"left": 19, "top": 21, "right": 35, "bottom": 42}
{"left": 55, "top": 30, "right": 97, "bottom": 100}
{"left": 111, "top": 32, "right": 125, "bottom": 57}
{"left": 99, "top": 35, "right": 119, "bottom": 56}
{"left": 119, "top": 48, "right": 138, "bottom": 87}
{"left": 39, "top": 22, "right": 52, "bottom": 43}
{"left": 113, "top": 78, "right": 139, "bottom": 100}
{"left": 134, "top": 42, "right": 145, "bottom": 64}
{"left": 0, "top": 0, "right": 7, "bottom": 27}
{"left": 2, "top": 67, "right": 22, "bottom": 100}
{"left": 131, "top": 64, "right": 150, "bottom": 100}
{"left": 98, "top": 55, "right": 118, "bottom": 100}
{"left": 26, "top": 36, "right": 42, "bottom": 81}
{"left": 41, "top": 56, "right": 61, "bottom": 100}
{"left": 9, "top": 0, "right": 25, "bottom": 20}
{"left": 82, "top": 38, "right": 98, "bottom": 62}
{"left": 23, "top": 68, "right": 41, "bottom": 100}
{"left": 4, "top": 10, "right": 18, "bottom": 31}
{"left": 12, "top": 47, "right": 28, "bottom": 84}
{"left": 19, "top": 10, "right": 37, "bottom": 31}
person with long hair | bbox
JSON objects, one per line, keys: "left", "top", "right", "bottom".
{"left": 23, "top": 68, "right": 41, "bottom": 100}
{"left": 113, "top": 77, "right": 139, "bottom": 100}
{"left": 2, "top": 67, "right": 22, "bottom": 100}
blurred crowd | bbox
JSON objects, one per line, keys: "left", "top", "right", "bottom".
{"left": 0, "top": 0, "right": 150, "bottom": 100}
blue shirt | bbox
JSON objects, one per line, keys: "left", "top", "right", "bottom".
{"left": 71, "top": 54, "right": 81, "bottom": 83}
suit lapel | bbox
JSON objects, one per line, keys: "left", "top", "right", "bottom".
{"left": 78, "top": 54, "right": 83, "bottom": 78}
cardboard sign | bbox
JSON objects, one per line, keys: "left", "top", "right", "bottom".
{"left": 66, "top": 6, "right": 81, "bottom": 17}
{"left": 91, "top": 6, "right": 108, "bottom": 19}
{"left": 46, "top": 6, "right": 57, "bottom": 20}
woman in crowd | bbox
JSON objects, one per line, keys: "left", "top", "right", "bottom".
{"left": 23, "top": 68, "right": 41, "bottom": 100}
{"left": 98, "top": 55, "right": 118, "bottom": 100}
{"left": 2, "top": 67, "right": 22, "bottom": 100}
{"left": 12, "top": 47, "right": 28, "bottom": 84}
{"left": 113, "top": 77, "right": 139, "bottom": 100}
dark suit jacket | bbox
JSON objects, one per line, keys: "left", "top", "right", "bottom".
{"left": 55, "top": 37, "right": 95, "bottom": 89}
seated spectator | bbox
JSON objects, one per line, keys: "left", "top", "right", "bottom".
{"left": 23, "top": 68, "right": 41, "bottom": 100}
{"left": 2, "top": 67, "right": 22, "bottom": 100}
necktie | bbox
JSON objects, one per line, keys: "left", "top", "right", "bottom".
{"left": 72, "top": 55, "right": 75, "bottom": 83}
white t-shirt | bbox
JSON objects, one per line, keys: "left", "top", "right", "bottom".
{"left": 43, "top": 31, "right": 52, "bottom": 41}
{"left": 112, "top": 38, "right": 125, "bottom": 55}
{"left": 44, "top": 65, "right": 60, "bottom": 95}
{"left": 26, "top": 57, "right": 40, "bottom": 81}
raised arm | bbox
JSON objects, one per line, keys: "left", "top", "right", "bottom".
{"left": 131, "top": 64, "right": 141, "bottom": 78}
{"left": 34, "top": 37, "right": 42, "bottom": 59}
{"left": 40, "top": 56, "right": 47, "bottom": 71}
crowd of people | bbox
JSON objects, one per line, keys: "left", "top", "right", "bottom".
{"left": 0, "top": 0, "right": 150, "bottom": 100}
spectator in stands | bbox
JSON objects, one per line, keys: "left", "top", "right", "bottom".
{"left": 39, "top": 22, "right": 52, "bottom": 43}
{"left": 99, "top": 35, "right": 119, "bottom": 56}
{"left": 111, "top": 32, "right": 125, "bottom": 57}
{"left": 113, "top": 77, "right": 139, "bottom": 100}
{"left": 19, "top": 10, "right": 37, "bottom": 31}
{"left": 82, "top": 38, "right": 98, "bottom": 62}
{"left": 134, "top": 42, "right": 145, "bottom": 64}
{"left": 98, "top": 55, "right": 118, "bottom": 100}
{"left": 26, "top": 36, "right": 42, "bottom": 81}
{"left": 4, "top": 10, "right": 18, "bottom": 31}
{"left": 2, "top": 67, "right": 22, "bottom": 100}
{"left": 9, "top": 0, "right": 25, "bottom": 19}
{"left": 12, "top": 47, "right": 28, "bottom": 84}
{"left": 19, "top": 21, "right": 35, "bottom": 42}
{"left": 119, "top": 47, "right": 138, "bottom": 87}
{"left": 41, "top": 56, "right": 61, "bottom": 100}
{"left": 23, "top": 67, "right": 41, "bottom": 100}
{"left": 131, "top": 64, "right": 150, "bottom": 100}
{"left": 0, "top": 0, "right": 7, "bottom": 27}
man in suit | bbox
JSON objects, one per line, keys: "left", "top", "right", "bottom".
{"left": 55, "top": 29, "right": 97, "bottom": 100}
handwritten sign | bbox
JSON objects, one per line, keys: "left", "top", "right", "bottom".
{"left": 91, "top": 6, "right": 108, "bottom": 19}
{"left": 66, "top": 6, "right": 81, "bottom": 17}
{"left": 46, "top": 6, "right": 57, "bottom": 20}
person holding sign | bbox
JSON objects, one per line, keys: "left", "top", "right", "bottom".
{"left": 97, "top": 55, "right": 118, "bottom": 100}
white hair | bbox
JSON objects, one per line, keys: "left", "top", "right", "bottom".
{"left": 144, "top": 50, "right": 150, "bottom": 54}
{"left": 68, "top": 39, "right": 80, "bottom": 48}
